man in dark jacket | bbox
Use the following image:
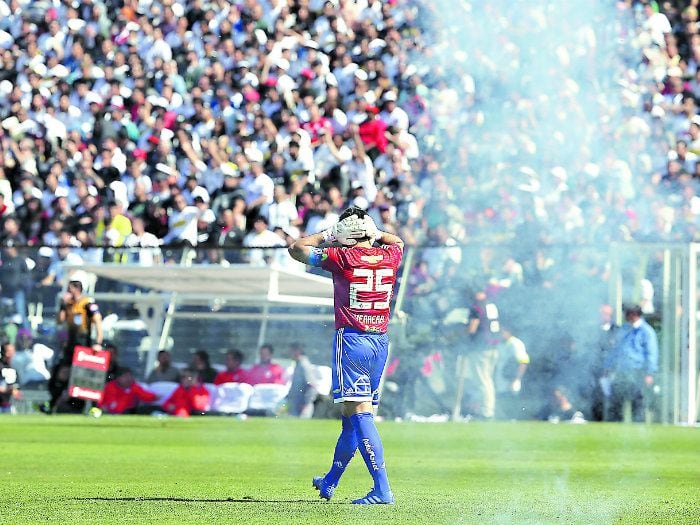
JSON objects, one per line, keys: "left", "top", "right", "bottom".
{"left": 0, "top": 242, "right": 30, "bottom": 328}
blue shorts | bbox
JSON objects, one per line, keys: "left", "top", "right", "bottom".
{"left": 332, "top": 328, "right": 389, "bottom": 406}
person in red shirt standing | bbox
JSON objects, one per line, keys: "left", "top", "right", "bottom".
{"left": 246, "top": 345, "right": 286, "bottom": 385}
{"left": 358, "top": 106, "right": 388, "bottom": 157}
{"left": 213, "top": 349, "right": 249, "bottom": 385}
{"left": 161, "top": 368, "right": 211, "bottom": 417}
{"left": 98, "top": 367, "right": 157, "bottom": 414}
{"left": 289, "top": 206, "right": 403, "bottom": 505}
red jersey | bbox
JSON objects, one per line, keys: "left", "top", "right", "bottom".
{"left": 162, "top": 384, "right": 211, "bottom": 417}
{"left": 321, "top": 244, "right": 403, "bottom": 333}
{"left": 214, "top": 368, "right": 249, "bottom": 385}
{"left": 358, "top": 118, "right": 389, "bottom": 153}
{"left": 98, "top": 380, "right": 157, "bottom": 414}
{"left": 302, "top": 118, "right": 332, "bottom": 145}
{"left": 246, "top": 363, "right": 286, "bottom": 385}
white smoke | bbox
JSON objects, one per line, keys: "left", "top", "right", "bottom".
{"left": 403, "top": 1, "right": 664, "bottom": 417}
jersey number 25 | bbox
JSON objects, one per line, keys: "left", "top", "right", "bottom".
{"left": 349, "top": 268, "right": 393, "bottom": 310}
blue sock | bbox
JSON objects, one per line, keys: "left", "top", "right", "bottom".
{"left": 323, "top": 416, "right": 358, "bottom": 486}
{"left": 350, "top": 412, "right": 391, "bottom": 493}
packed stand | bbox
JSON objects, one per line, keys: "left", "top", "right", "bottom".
{"left": 0, "top": 0, "right": 425, "bottom": 270}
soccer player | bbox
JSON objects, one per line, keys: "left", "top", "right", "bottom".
{"left": 288, "top": 206, "right": 403, "bottom": 505}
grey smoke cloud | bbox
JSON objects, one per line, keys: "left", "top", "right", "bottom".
{"left": 401, "top": 0, "right": 666, "bottom": 420}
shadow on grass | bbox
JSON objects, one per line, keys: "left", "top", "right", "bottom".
{"left": 74, "top": 496, "right": 345, "bottom": 505}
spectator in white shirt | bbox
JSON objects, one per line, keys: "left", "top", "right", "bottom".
{"left": 125, "top": 217, "right": 162, "bottom": 266}
{"left": 266, "top": 185, "right": 301, "bottom": 239}
{"left": 283, "top": 140, "right": 315, "bottom": 196}
{"left": 163, "top": 194, "right": 199, "bottom": 247}
{"left": 346, "top": 135, "right": 378, "bottom": 204}
{"left": 243, "top": 215, "right": 286, "bottom": 266}
{"left": 314, "top": 131, "right": 352, "bottom": 194}
{"left": 379, "top": 91, "right": 409, "bottom": 131}
{"left": 241, "top": 150, "right": 275, "bottom": 220}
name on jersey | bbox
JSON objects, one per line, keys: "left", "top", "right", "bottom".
{"left": 360, "top": 255, "right": 384, "bottom": 264}
{"left": 354, "top": 314, "right": 387, "bottom": 326}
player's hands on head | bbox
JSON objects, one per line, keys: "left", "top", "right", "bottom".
{"left": 333, "top": 216, "right": 367, "bottom": 246}
{"left": 361, "top": 215, "right": 380, "bottom": 243}
{"left": 323, "top": 216, "right": 364, "bottom": 245}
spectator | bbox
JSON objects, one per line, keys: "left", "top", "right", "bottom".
{"left": 213, "top": 349, "right": 248, "bottom": 385}
{"left": 210, "top": 166, "right": 245, "bottom": 216}
{"left": 266, "top": 185, "right": 301, "bottom": 239}
{"left": 161, "top": 367, "right": 211, "bottom": 417}
{"left": 242, "top": 215, "right": 286, "bottom": 266}
{"left": 287, "top": 344, "right": 319, "bottom": 419}
{"left": 12, "top": 328, "right": 54, "bottom": 388}
{"left": 494, "top": 325, "right": 530, "bottom": 420}
{"left": 147, "top": 350, "right": 180, "bottom": 383}
{"left": 1, "top": 215, "right": 27, "bottom": 246}
{"left": 40, "top": 244, "right": 84, "bottom": 287}
{"left": 246, "top": 344, "right": 286, "bottom": 386}
{"left": 104, "top": 200, "right": 132, "bottom": 250}
{"left": 162, "top": 193, "right": 199, "bottom": 248}
{"left": 604, "top": 304, "right": 659, "bottom": 422}
{"left": 98, "top": 367, "right": 157, "bottom": 415}
{"left": 191, "top": 350, "right": 217, "bottom": 384}
{"left": 124, "top": 216, "right": 162, "bottom": 266}
{"left": 215, "top": 207, "right": 246, "bottom": 263}
{"left": 0, "top": 342, "right": 19, "bottom": 413}
{"left": 358, "top": 106, "right": 388, "bottom": 158}
{"left": 241, "top": 149, "right": 274, "bottom": 221}
{"left": 0, "top": 242, "right": 31, "bottom": 328}
{"left": 305, "top": 196, "right": 339, "bottom": 235}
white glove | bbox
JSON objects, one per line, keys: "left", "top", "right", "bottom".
{"left": 361, "top": 215, "right": 380, "bottom": 243}
{"left": 511, "top": 378, "right": 521, "bottom": 393}
{"left": 322, "top": 216, "right": 365, "bottom": 246}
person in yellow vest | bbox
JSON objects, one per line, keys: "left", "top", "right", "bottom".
{"left": 105, "top": 200, "right": 133, "bottom": 263}
{"left": 57, "top": 279, "right": 103, "bottom": 365}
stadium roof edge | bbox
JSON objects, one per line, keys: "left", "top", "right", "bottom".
{"left": 68, "top": 263, "right": 334, "bottom": 306}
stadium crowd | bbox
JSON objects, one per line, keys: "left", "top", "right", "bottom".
{"left": 0, "top": 0, "right": 426, "bottom": 261}
{"left": 0, "top": 0, "right": 695, "bottom": 420}
{"left": 0, "top": 1, "right": 696, "bottom": 261}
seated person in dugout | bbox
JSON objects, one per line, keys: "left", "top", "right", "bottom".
{"left": 161, "top": 368, "right": 211, "bottom": 417}
{"left": 98, "top": 367, "right": 157, "bottom": 415}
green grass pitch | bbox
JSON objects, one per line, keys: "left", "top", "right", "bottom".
{"left": 1, "top": 416, "right": 698, "bottom": 524}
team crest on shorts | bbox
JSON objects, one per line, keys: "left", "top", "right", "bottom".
{"left": 346, "top": 375, "right": 371, "bottom": 397}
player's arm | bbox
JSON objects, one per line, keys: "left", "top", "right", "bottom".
{"left": 57, "top": 292, "right": 71, "bottom": 324}
{"left": 376, "top": 230, "right": 404, "bottom": 249}
{"left": 288, "top": 232, "right": 327, "bottom": 265}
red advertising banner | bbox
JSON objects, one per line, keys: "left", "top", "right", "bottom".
{"left": 68, "top": 346, "right": 111, "bottom": 402}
